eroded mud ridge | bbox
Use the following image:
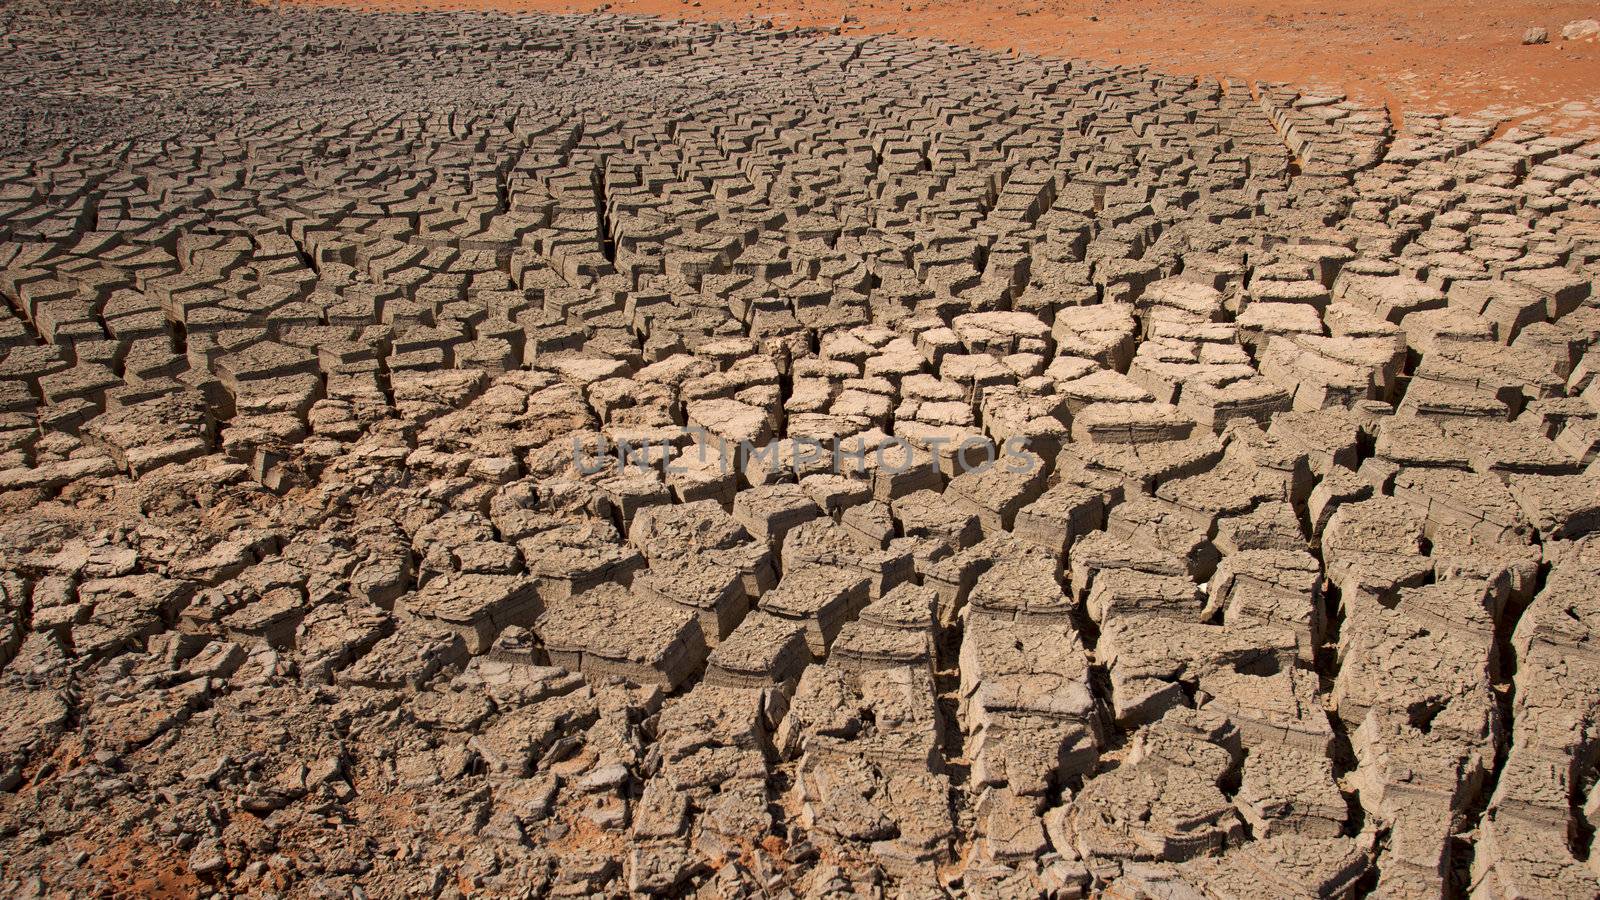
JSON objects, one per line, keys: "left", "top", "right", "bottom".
{"left": 1, "top": 1, "right": 1599, "bottom": 896}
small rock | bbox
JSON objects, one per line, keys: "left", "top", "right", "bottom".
{"left": 577, "top": 762, "right": 629, "bottom": 793}
{"left": 188, "top": 842, "right": 228, "bottom": 876}
{"left": 1562, "top": 19, "right": 1600, "bottom": 40}
{"left": 1523, "top": 26, "right": 1549, "bottom": 45}
{"left": 784, "top": 838, "right": 819, "bottom": 864}
{"left": 583, "top": 797, "right": 628, "bottom": 829}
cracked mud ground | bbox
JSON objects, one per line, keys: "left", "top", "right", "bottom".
{"left": 0, "top": 0, "right": 1599, "bottom": 897}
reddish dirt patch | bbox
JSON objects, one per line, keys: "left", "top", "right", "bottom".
{"left": 290, "top": 0, "right": 1600, "bottom": 133}
{"left": 84, "top": 834, "right": 206, "bottom": 898}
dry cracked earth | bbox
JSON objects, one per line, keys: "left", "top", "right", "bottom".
{"left": 1, "top": 0, "right": 1600, "bottom": 897}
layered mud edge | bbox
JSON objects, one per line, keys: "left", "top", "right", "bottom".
{"left": 0, "top": 0, "right": 1598, "bottom": 897}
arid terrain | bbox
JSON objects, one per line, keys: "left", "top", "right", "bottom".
{"left": 0, "top": 0, "right": 1599, "bottom": 897}
{"left": 294, "top": 0, "right": 1600, "bottom": 134}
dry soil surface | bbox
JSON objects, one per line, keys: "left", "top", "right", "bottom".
{"left": 1, "top": 0, "right": 1600, "bottom": 897}
{"left": 296, "top": 0, "right": 1600, "bottom": 133}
